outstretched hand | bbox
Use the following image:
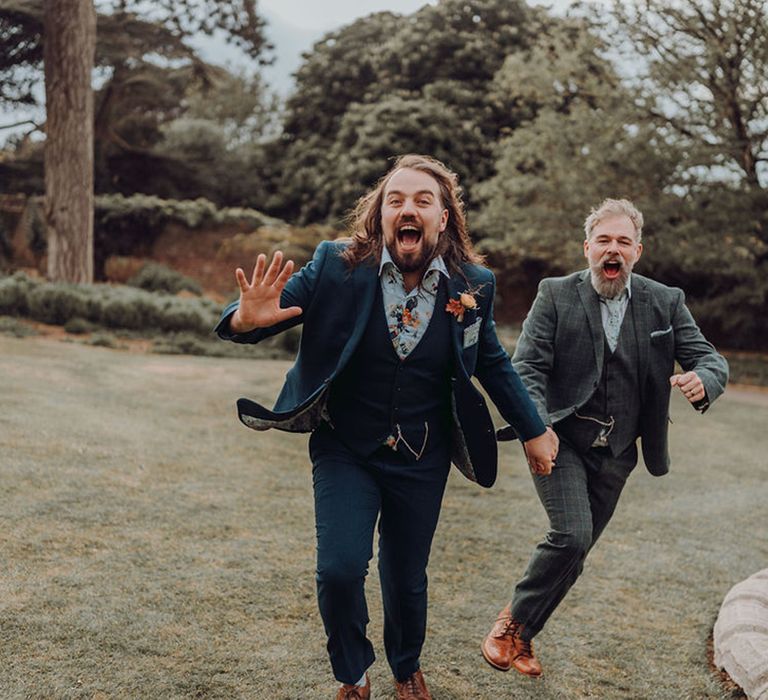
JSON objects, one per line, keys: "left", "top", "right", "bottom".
{"left": 229, "top": 251, "right": 302, "bottom": 333}
{"left": 523, "top": 426, "right": 559, "bottom": 476}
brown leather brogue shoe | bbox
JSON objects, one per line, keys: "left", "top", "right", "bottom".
{"left": 394, "top": 669, "right": 432, "bottom": 699}
{"left": 481, "top": 604, "right": 542, "bottom": 676}
{"left": 510, "top": 635, "right": 542, "bottom": 677}
{"left": 335, "top": 673, "right": 370, "bottom": 700}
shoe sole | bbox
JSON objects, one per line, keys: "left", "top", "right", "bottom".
{"left": 481, "top": 641, "right": 543, "bottom": 677}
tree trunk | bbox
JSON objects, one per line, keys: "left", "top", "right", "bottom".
{"left": 43, "top": 0, "right": 96, "bottom": 283}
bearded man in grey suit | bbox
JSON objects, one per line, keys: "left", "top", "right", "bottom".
{"left": 481, "top": 198, "right": 728, "bottom": 677}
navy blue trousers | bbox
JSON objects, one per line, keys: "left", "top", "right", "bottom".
{"left": 309, "top": 426, "right": 450, "bottom": 684}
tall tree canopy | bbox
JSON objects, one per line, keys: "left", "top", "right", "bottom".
{"left": 610, "top": 0, "right": 768, "bottom": 347}
{"left": 268, "top": 0, "right": 544, "bottom": 224}
{"left": 0, "top": 0, "right": 271, "bottom": 282}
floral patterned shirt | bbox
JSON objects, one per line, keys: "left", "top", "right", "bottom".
{"left": 379, "top": 247, "right": 449, "bottom": 359}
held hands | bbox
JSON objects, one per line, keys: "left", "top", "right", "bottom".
{"left": 523, "top": 426, "right": 559, "bottom": 476}
{"left": 230, "top": 251, "right": 302, "bottom": 333}
{"left": 670, "top": 371, "right": 705, "bottom": 404}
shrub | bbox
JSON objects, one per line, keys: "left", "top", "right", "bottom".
{"left": 0, "top": 272, "right": 36, "bottom": 316}
{"left": 89, "top": 332, "right": 118, "bottom": 348}
{"left": 0, "top": 272, "right": 219, "bottom": 336}
{"left": 64, "top": 317, "right": 98, "bottom": 335}
{"left": 0, "top": 315, "right": 37, "bottom": 338}
{"left": 26, "top": 284, "right": 90, "bottom": 325}
{"left": 127, "top": 262, "right": 202, "bottom": 296}
{"left": 92, "top": 194, "right": 285, "bottom": 280}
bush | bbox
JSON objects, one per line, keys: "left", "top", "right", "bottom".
{"left": 89, "top": 332, "right": 118, "bottom": 348}
{"left": 0, "top": 272, "right": 220, "bottom": 336}
{"left": 93, "top": 194, "right": 285, "bottom": 280}
{"left": 127, "top": 262, "right": 202, "bottom": 295}
{"left": 0, "top": 271, "right": 36, "bottom": 316}
{"left": 0, "top": 315, "right": 37, "bottom": 338}
{"left": 26, "top": 284, "right": 90, "bottom": 325}
{"left": 63, "top": 317, "right": 98, "bottom": 335}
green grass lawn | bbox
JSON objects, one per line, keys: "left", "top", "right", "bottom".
{"left": 0, "top": 335, "right": 765, "bottom": 699}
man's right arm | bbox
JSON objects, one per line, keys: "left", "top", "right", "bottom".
{"left": 216, "top": 241, "right": 330, "bottom": 344}
{"left": 511, "top": 279, "right": 557, "bottom": 426}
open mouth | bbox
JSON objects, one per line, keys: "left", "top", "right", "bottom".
{"left": 602, "top": 259, "right": 622, "bottom": 280}
{"left": 397, "top": 224, "right": 422, "bottom": 252}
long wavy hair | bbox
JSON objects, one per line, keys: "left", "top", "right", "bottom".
{"left": 341, "top": 154, "right": 484, "bottom": 275}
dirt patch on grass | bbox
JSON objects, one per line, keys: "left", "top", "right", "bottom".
{"left": 1, "top": 335, "right": 767, "bottom": 698}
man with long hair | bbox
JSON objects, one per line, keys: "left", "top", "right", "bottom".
{"left": 481, "top": 198, "right": 728, "bottom": 678}
{"left": 216, "top": 154, "right": 558, "bottom": 699}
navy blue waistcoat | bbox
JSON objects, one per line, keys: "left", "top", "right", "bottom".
{"left": 327, "top": 281, "right": 453, "bottom": 460}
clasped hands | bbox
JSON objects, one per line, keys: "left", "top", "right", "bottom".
{"left": 523, "top": 427, "right": 559, "bottom": 476}
{"left": 229, "top": 251, "right": 302, "bottom": 333}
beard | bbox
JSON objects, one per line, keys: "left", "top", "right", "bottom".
{"left": 390, "top": 238, "right": 438, "bottom": 275}
{"left": 589, "top": 257, "right": 632, "bottom": 298}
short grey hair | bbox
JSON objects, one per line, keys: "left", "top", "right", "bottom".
{"left": 584, "top": 198, "right": 643, "bottom": 241}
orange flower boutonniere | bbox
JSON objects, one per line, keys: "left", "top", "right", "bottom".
{"left": 446, "top": 290, "right": 478, "bottom": 323}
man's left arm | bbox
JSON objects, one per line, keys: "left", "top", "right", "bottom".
{"left": 470, "top": 275, "right": 549, "bottom": 437}
{"left": 670, "top": 290, "right": 729, "bottom": 412}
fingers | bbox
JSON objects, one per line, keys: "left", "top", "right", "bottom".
{"left": 523, "top": 433, "right": 556, "bottom": 477}
{"left": 274, "top": 259, "right": 295, "bottom": 291}
{"left": 671, "top": 371, "right": 704, "bottom": 402}
{"left": 235, "top": 267, "right": 249, "bottom": 293}
{"left": 263, "top": 250, "right": 284, "bottom": 286}
{"left": 528, "top": 457, "right": 554, "bottom": 476}
{"left": 250, "top": 254, "right": 267, "bottom": 286}
{"left": 246, "top": 252, "right": 293, "bottom": 291}
{"left": 275, "top": 306, "right": 303, "bottom": 323}
{"left": 546, "top": 426, "right": 559, "bottom": 459}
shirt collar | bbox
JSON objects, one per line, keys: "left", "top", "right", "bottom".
{"left": 379, "top": 246, "right": 450, "bottom": 280}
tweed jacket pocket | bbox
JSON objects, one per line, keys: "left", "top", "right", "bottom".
{"left": 650, "top": 325, "right": 673, "bottom": 339}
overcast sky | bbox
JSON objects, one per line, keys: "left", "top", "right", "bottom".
{"left": 259, "top": 0, "right": 437, "bottom": 32}
{"left": 260, "top": 0, "right": 575, "bottom": 32}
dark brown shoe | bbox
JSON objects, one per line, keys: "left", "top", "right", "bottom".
{"left": 335, "top": 673, "right": 370, "bottom": 700}
{"left": 394, "top": 669, "right": 432, "bottom": 699}
{"left": 481, "top": 604, "right": 542, "bottom": 676}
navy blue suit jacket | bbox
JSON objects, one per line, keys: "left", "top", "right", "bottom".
{"left": 216, "top": 240, "right": 545, "bottom": 487}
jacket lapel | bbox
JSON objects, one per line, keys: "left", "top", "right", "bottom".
{"left": 337, "top": 261, "right": 378, "bottom": 370}
{"left": 631, "top": 275, "right": 651, "bottom": 401}
{"left": 446, "top": 274, "right": 468, "bottom": 374}
{"left": 576, "top": 271, "right": 605, "bottom": 372}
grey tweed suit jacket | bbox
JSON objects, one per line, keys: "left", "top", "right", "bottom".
{"left": 509, "top": 270, "right": 728, "bottom": 476}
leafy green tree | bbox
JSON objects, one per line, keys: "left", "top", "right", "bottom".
{"left": 613, "top": 0, "right": 768, "bottom": 191}
{"left": 270, "top": 0, "right": 541, "bottom": 224}
{"left": 153, "top": 70, "right": 279, "bottom": 205}
{"left": 476, "top": 19, "right": 677, "bottom": 260}
{"left": 610, "top": 0, "right": 768, "bottom": 348}
{"left": 0, "top": 0, "right": 270, "bottom": 282}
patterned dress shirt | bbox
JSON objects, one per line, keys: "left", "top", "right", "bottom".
{"left": 598, "top": 278, "right": 632, "bottom": 353}
{"left": 379, "top": 247, "right": 449, "bottom": 360}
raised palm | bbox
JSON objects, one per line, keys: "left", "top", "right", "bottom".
{"left": 230, "top": 251, "right": 303, "bottom": 332}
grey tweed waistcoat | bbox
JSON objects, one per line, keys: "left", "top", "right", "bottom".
{"left": 556, "top": 304, "right": 641, "bottom": 456}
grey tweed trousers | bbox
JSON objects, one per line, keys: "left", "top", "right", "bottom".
{"left": 511, "top": 439, "right": 637, "bottom": 640}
